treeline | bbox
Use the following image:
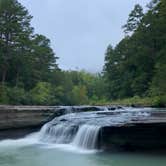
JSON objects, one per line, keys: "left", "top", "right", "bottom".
{"left": 1, "top": 69, "right": 106, "bottom": 105}
{"left": 0, "top": 0, "right": 106, "bottom": 105}
{"left": 103, "top": 0, "right": 166, "bottom": 106}
{"left": 0, "top": 0, "right": 165, "bottom": 106}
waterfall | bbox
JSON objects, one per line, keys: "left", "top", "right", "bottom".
{"left": 35, "top": 108, "right": 151, "bottom": 151}
{"left": 72, "top": 125, "right": 100, "bottom": 149}
{"left": 39, "top": 123, "right": 77, "bottom": 144}
{"left": 39, "top": 122, "right": 100, "bottom": 150}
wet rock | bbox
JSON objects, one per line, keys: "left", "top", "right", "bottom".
{"left": 0, "top": 105, "right": 110, "bottom": 130}
{"left": 60, "top": 119, "right": 67, "bottom": 122}
{"left": 100, "top": 123, "right": 166, "bottom": 151}
{"left": 72, "top": 106, "right": 102, "bottom": 112}
{"left": 107, "top": 106, "right": 124, "bottom": 111}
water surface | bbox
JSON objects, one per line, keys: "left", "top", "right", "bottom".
{"left": 0, "top": 143, "right": 166, "bottom": 166}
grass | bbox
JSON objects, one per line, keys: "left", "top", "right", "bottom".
{"left": 91, "top": 95, "right": 166, "bottom": 107}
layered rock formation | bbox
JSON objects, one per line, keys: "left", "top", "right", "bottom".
{"left": 0, "top": 105, "right": 57, "bottom": 130}
{"left": 1, "top": 105, "right": 166, "bottom": 151}
{"left": 0, "top": 105, "right": 114, "bottom": 130}
{"left": 97, "top": 110, "right": 166, "bottom": 150}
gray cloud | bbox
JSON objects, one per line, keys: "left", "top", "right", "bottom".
{"left": 19, "top": 0, "right": 149, "bottom": 72}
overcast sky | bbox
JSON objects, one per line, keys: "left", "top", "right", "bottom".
{"left": 19, "top": 0, "right": 149, "bottom": 72}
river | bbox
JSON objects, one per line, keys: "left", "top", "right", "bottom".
{"left": 0, "top": 107, "right": 166, "bottom": 166}
{"left": 0, "top": 141, "right": 166, "bottom": 166}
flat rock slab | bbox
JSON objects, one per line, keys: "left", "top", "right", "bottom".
{"left": 0, "top": 105, "right": 122, "bottom": 130}
{"left": 0, "top": 105, "right": 58, "bottom": 130}
{"left": 0, "top": 105, "right": 166, "bottom": 130}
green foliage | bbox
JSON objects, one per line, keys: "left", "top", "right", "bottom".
{"left": 7, "top": 86, "right": 29, "bottom": 105}
{"left": 153, "top": 95, "right": 166, "bottom": 107}
{"left": 0, "top": 85, "right": 29, "bottom": 105}
{"left": 0, "top": 0, "right": 165, "bottom": 106}
{"left": 0, "top": 85, "right": 9, "bottom": 104}
{"left": 0, "top": 0, "right": 58, "bottom": 89}
{"left": 122, "top": 4, "right": 144, "bottom": 34}
{"left": 109, "top": 96, "right": 166, "bottom": 107}
{"left": 103, "top": 0, "right": 166, "bottom": 106}
{"left": 30, "top": 82, "right": 53, "bottom": 105}
{"left": 29, "top": 82, "right": 65, "bottom": 105}
{"left": 70, "top": 85, "right": 88, "bottom": 105}
{"left": 0, "top": 0, "right": 62, "bottom": 105}
{"left": 0, "top": 0, "right": 33, "bottom": 85}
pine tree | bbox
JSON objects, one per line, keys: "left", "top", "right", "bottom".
{"left": 0, "top": 0, "right": 33, "bottom": 84}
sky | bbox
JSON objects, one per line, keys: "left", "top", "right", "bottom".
{"left": 19, "top": 0, "right": 149, "bottom": 72}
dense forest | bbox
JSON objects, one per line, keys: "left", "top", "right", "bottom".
{"left": 0, "top": 0, "right": 165, "bottom": 106}
{"left": 103, "top": 0, "right": 166, "bottom": 106}
{"left": 0, "top": 0, "right": 105, "bottom": 105}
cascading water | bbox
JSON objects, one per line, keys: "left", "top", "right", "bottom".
{"left": 39, "top": 123, "right": 77, "bottom": 144}
{"left": 39, "top": 121, "right": 100, "bottom": 150}
{"left": 37, "top": 108, "right": 151, "bottom": 151}
{"left": 72, "top": 125, "right": 100, "bottom": 149}
{"left": 0, "top": 107, "right": 152, "bottom": 153}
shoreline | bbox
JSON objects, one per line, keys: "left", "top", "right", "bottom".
{"left": 91, "top": 96, "right": 166, "bottom": 108}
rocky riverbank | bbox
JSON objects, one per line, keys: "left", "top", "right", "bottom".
{"left": 0, "top": 105, "right": 118, "bottom": 130}
{"left": 1, "top": 105, "right": 166, "bottom": 151}
{"left": 0, "top": 105, "right": 58, "bottom": 130}
{"left": 100, "top": 110, "right": 166, "bottom": 151}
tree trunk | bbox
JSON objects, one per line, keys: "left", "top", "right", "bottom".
{"left": 1, "top": 66, "right": 7, "bottom": 85}
{"left": 15, "top": 70, "right": 19, "bottom": 87}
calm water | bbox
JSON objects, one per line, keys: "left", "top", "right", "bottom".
{"left": 0, "top": 135, "right": 166, "bottom": 166}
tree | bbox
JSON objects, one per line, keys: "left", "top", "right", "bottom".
{"left": 21, "top": 34, "right": 58, "bottom": 89}
{"left": 70, "top": 85, "right": 88, "bottom": 105}
{"left": 122, "top": 4, "right": 144, "bottom": 34}
{"left": 103, "top": 0, "right": 166, "bottom": 102}
{"left": 0, "top": 0, "right": 33, "bottom": 85}
{"left": 30, "top": 82, "right": 53, "bottom": 105}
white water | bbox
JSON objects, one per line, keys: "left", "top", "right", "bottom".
{"left": 39, "top": 123, "right": 76, "bottom": 144}
{"left": 72, "top": 125, "right": 100, "bottom": 149}
{"left": 0, "top": 124, "right": 100, "bottom": 154}
{"left": 39, "top": 122, "right": 100, "bottom": 152}
{"left": 0, "top": 132, "right": 39, "bottom": 148}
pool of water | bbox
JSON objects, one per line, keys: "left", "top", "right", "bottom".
{"left": 0, "top": 137, "right": 166, "bottom": 166}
